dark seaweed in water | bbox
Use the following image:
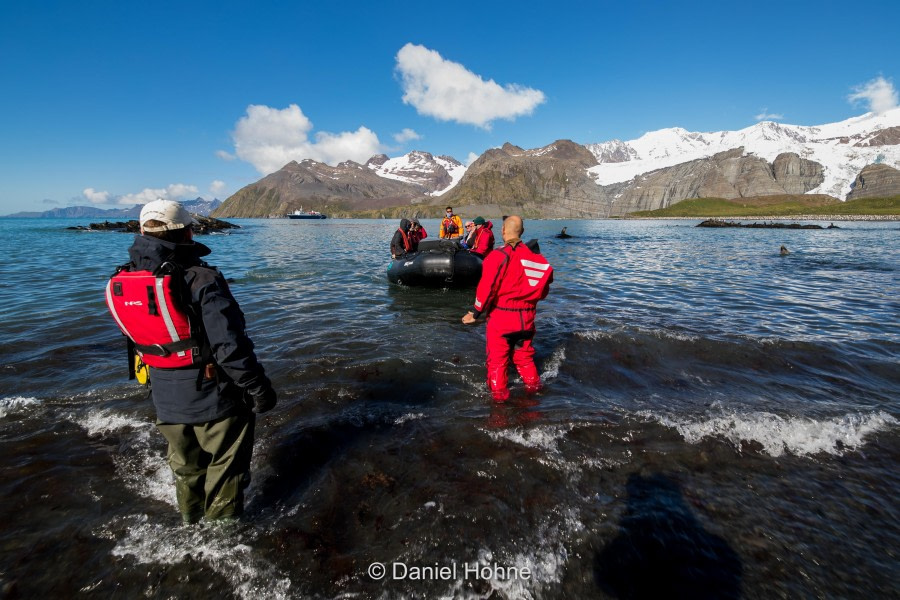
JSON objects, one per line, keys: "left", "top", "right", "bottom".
{"left": 0, "top": 217, "right": 898, "bottom": 598}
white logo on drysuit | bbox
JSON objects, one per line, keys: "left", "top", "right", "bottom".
{"left": 520, "top": 259, "right": 550, "bottom": 287}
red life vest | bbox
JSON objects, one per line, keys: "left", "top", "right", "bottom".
{"left": 397, "top": 227, "right": 412, "bottom": 252}
{"left": 106, "top": 264, "right": 202, "bottom": 368}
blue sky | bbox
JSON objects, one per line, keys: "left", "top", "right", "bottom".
{"left": 1, "top": 0, "right": 898, "bottom": 214}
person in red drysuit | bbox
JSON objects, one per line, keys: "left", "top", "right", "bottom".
{"left": 409, "top": 218, "right": 427, "bottom": 246}
{"left": 468, "top": 216, "right": 495, "bottom": 257}
{"left": 462, "top": 216, "right": 553, "bottom": 401}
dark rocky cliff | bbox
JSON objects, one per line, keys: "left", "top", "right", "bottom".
{"left": 438, "top": 140, "right": 603, "bottom": 218}
{"left": 846, "top": 164, "right": 900, "bottom": 200}
{"left": 437, "top": 146, "right": 827, "bottom": 218}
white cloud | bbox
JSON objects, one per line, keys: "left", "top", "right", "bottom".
{"left": 395, "top": 43, "right": 546, "bottom": 129}
{"left": 755, "top": 109, "right": 784, "bottom": 121}
{"left": 393, "top": 128, "right": 421, "bottom": 143}
{"left": 117, "top": 183, "right": 200, "bottom": 206}
{"left": 314, "top": 127, "right": 381, "bottom": 163}
{"left": 209, "top": 180, "right": 227, "bottom": 198}
{"left": 216, "top": 150, "right": 236, "bottom": 161}
{"left": 231, "top": 104, "right": 384, "bottom": 174}
{"left": 466, "top": 152, "right": 481, "bottom": 166}
{"left": 83, "top": 187, "right": 111, "bottom": 204}
{"left": 848, "top": 76, "right": 898, "bottom": 114}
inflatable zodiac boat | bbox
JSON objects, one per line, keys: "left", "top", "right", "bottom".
{"left": 386, "top": 239, "right": 483, "bottom": 287}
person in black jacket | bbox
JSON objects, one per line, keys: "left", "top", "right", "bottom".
{"left": 391, "top": 218, "right": 413, "bottom": 258}
{"left": 123, "top": 199, "right": 276, "bottom": 523}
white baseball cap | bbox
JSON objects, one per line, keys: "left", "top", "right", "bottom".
{"left": 139, "top": 199, "right": 195, "bottom": 232}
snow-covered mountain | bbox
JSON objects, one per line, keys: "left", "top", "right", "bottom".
{"left": 365, "top": 151, "right": 466, "bottom": 195}
{"left": 362, "top": 109, "right": 899, "bottom": 202}
{"left": 585, "top": 108, "right": 900, "bottom": 199}
{"left": 217, "top": 110, "right": 900, "bottom": 218}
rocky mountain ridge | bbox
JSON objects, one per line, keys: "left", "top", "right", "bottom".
{"left": 212, "top": 109, "right": 900, "bottom": 218}
{"left": 439, "top": 144, "right": 830, "bottom": 218}
{"left": 217, "top": 152, "right": 465, "bottom": 219}
{"left": 4, "top": 197, "right": 221, "bottom": 219}
{"left": 846, "top": 164, "right": 900, "bottom": 200}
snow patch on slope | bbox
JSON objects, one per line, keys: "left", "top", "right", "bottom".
{"left": 367, "top": 151, "right": 466, "bottom": 195}
{"left": 586, "top": 108, "right": 900, "bottom": 199}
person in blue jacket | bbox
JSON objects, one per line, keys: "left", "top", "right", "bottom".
{"left": 121, "top": 199, "right": 277, "bottom": 523}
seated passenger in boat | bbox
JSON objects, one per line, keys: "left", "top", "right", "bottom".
{"left": 409, "top": 218, "right": 427, "bottom": 247}
{"left": 460, "top": 221, "right": 476, "bottom": 248}
{"left": 391, "top": 218, "right": 415, "bottom": 259}
{"left": 440, "top": 207, "right": 464, "bottom": 240}
{"left": 468, "top": 217, "right": 495, "bottom": 257}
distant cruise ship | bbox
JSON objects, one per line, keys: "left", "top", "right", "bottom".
{"left": 287, "top": 208, "right": 327, "bottom": 219}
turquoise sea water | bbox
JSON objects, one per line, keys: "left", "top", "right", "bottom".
{"left": 0, "top": 217, "right": 898, "bottom": 598}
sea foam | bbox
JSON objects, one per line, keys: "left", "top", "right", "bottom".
{"left": 649, "top": 409, "right": 898, "bottom": 457}
{"left": 541, "top": 346, "right": 566, "bottom": 380}
{"left": 79, "top": 410, "right": 147, "bottom": 436}
{"left": 485, "top": 423, "right": 575, "bottom": 455}
{"left": 484, "top": 423, "right": 587, "bottom": 474}
{"left": 106, "top": 515, "right": 293, "bottom": 600}
{"left": 437, "top": 507, "right": 582, "bottom": 599}
{"left": 0, "top": 396, "right": 41, "bottom": 418}
{"left": 76, "top": 410, "right": 175, "bottom": 505}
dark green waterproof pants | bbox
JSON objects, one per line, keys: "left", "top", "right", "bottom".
{"left": 157, "top": 412, "right": 256, "bottom": 523}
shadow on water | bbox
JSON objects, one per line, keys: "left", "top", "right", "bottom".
{"left": 594, "top": 473, "right": 742, "bottom": 599}
{"left": 248, "top": 368, "right": 444, "bottom": 515}
{"left": 384, "top": 281, "right": 472, "bottom": 317}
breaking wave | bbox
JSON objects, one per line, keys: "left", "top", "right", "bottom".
{"left": 0, "top": 396, "right": 41, "bottom": 419}
{"left": 102, "top": 515, "right": 292, "bottom": 600}
{"left": 647, "top": 409, "right": 898, "bottom": 457}
{"left": 76, "top": 410, "right": 175, "bottom": 506}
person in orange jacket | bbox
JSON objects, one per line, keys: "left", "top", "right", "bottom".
{"left": 439, "top": 206, "right": 464, "bottom": 239}
{"left": 462, "top": 216, "right": 553, "bottom": 402}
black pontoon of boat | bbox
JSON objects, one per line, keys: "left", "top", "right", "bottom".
{"left": 386, "top": 239, "right": 483, "bottom": 287}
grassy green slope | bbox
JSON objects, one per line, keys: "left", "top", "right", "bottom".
{"left": 629, "top": 195, "right": 900, "bottom": 217}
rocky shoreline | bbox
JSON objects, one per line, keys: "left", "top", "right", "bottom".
{"left": 697, "top": 219, "right": 827, "bottom": 229}
{"left": 67, "top": 214, "right": 239, "bottom": 233}
{"left": 626, "top": 214, "right": 899, "bottom": 221}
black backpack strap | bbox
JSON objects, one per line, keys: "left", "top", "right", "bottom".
{"left": 110, "top": 261, "right": 133, "bottom": 278}
{"left": 133, "top": 338, "right": 198, "bottom": 357}
{"left": 126, "top": 337, "right": 136, "bottom": 381}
